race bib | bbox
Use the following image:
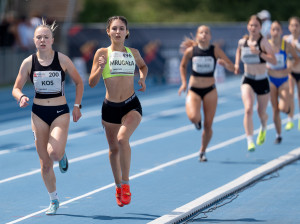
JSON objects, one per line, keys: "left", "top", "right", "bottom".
{"left": 268, "top": 53, "right": 285, "bottom": 70}
{"left": 33, "top": 71, "right": 62, "bottom": 94}
{"left": 192, "top": 56, "right": 215, "bottom": 74}
{"left": 241, "top": 47, "right": 261, "bottom": 64}
{"left": 109, "top": 51, "right": 135, "bottom": 75}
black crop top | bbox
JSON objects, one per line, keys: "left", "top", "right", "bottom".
{"left": 191, "top": 45, "right": 216, "bottom": 77}
{"left": 30, "top": 51, "right": 66, "bottom": 99}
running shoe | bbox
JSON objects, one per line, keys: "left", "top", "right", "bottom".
{"left": 194, "top": 121, "right": 202, "bottom": 130}
{"left": 285, "top": 121, "right": 294, "bottom": 131}
{"left": 115, "top": 187, "right": 124, "bottom": 207}
{"left": 274, "top": 136, "right": 282, "bottom": 144}
{"left": 59, "top": 153, "right": 68, "bottom": 173}
{"left": 121, "top": 184, "right": 131, "bottom": 205}
{"left": 247, "top": 142, "right": 255, "bottom": 152}
{"left": 256, "top": 129, "right": 266, "bottom": 145}
{"left": 199, "top": 153, "right": 207, "bottom": 162}
{"left": 45, "top": 199, "right": 59, "bottom": 215}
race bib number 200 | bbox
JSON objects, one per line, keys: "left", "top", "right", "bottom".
{"left": 33, "top": 71, "right": 62, "bottom": 94}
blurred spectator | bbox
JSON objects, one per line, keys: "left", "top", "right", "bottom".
{"left": 0, "top": 12, "right": 18, "bottom": 47}
{"left": 143, "top": 40, "right": 165, "bottom": 83}
{"left": 16, "top": 15, "right": 35, "bottom": 51}
{"left": 80, "top": 40, "right": 98, "bottom": 71}
{"left": 257, "top": 10, "right": 272, "bottom": 39}
{"left": 30, "top": 13, "right": 42, "bottom": 28}
{"left": 71, "top": 40, "right": 98, "bottom": 84}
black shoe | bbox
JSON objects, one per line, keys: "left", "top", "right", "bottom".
{"left": 274, "top": 137, "right": 282, "bottom": 144}
{"left": 199, "top": 153, "right": 207, "bottom": 162}
{"left": 195, "top": 121, "right": 202, "bottom": 130}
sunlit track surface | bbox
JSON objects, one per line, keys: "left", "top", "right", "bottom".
{"left": 1, "top": 76, "right": 300, "bottom": 224}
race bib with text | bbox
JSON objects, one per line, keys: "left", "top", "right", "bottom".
{"left": 268, "top": 53, "right": 285, "bottom": 70}
{"left": 109, "top": 51, "right": 135, "bottom": 75}
{"left": 192, "top": 56, "right": 215, "bottom": 74}
{"left": 33, "top": 71, "right": 62, "bottom": 94}
{"left": 241, "top": 47, "right": 261, "bottom": 64}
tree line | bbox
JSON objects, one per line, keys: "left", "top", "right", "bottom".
{"left": 78, "top": 0, "right": 300, "bottom": 23}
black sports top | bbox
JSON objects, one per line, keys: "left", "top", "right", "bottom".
{"left": 241, "top": 35, "right": 266, "bottom": 64}
{"left": 30, "top": 51, "right": 66, "bottom": 99}
{"left": 191, "top": 45, "right": 216, "bottom": 77}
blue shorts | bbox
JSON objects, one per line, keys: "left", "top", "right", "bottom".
{"left": 269, "top": 75, "right": 288, "bottom": 88}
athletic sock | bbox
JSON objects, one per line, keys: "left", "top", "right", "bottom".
{"left": 261, "top": 125, "right": 267, "bottom": 132}
{"left": 116, "top": 183, "right": 122, "bottom": 188}
{"left": 247, "top": 135, "right": 254, "bottom": 145}
{"left": 48, "top": 191, "right": 59, "bottom": 201}
{"left": 122, "top": 180, "right": 129, "bottom": 185}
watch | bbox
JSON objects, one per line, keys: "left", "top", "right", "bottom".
{"left": 74, "top": 104, "right": 82, "bottom": 109}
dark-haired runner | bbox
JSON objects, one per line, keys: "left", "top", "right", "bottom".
{"left": 89, "top": 16, "right": 147, "bottom": 207}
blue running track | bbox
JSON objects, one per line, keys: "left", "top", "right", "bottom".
{"left": 1, "top": 76, "right": 300, "bottom": 224}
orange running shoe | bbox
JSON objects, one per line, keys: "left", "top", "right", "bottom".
{"left": 115, "top": 187, "right": 124, "bottom": 207}
{"left": 121, "top": 184, "right": 131, "bottom": 205}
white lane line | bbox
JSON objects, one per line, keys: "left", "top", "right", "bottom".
{"left": 148, "top": 147, "right": 300, "bottom": 224}
{"left": 0, "top": 144, "right": 35, "bottom": 155}
{"left": 6, "top": 112, "right": 292, "bottom": 224}
{"left": 4, "top": 124, "right": 248, "bottom": 223}
{"left": 0, "top": 78, "right": 240, "bottom": 137}
{"left": 0, "top": 106, "right": 186, "bottom": 155}
{"left": 0, "top": 128, "right": 101, "bottom": 156}
{"left": 0, "top": 100, "right": 226, "bottom": 155}
{"left": 0, "top": 108, "right": 244, "bottom": 184}
{"left": 0, "top": 93, "right": 184, "bottom": 137}
{"left": 0, "top": 125, "right": 31, "bottom": 136}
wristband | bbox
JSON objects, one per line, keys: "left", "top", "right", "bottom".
{"left": 18, "top": 95, "right": 27, "bottom": 103}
